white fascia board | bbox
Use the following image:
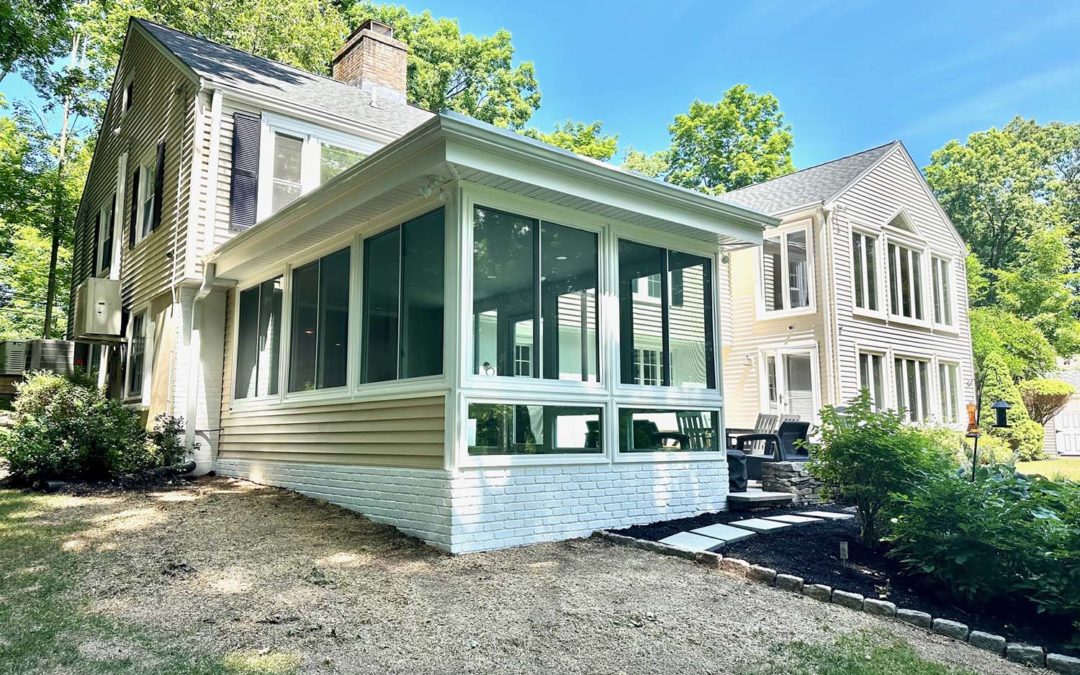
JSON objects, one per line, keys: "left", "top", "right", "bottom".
{"left": 206, "top": 120, "right": 446, "bottom": 276}
{"left": 439, "top": 119, "right": 774, "bottom": 244}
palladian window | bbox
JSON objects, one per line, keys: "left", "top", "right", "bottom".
{"left": 618, "top": 240, "right": 714, "bottom": 388}
{"left": 472, "top": 206, "right": 599, "bottom": 382}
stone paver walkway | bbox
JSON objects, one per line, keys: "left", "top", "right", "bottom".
{"left": 657, "top": 510, "right": 852, "bottom": 552}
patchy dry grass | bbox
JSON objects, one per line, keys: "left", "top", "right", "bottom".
{"left": 1017, "top": 458, "right": 1080, "bottom": 481}
{"left": 0, "top": 478, "right": 1047, "bottom": 674}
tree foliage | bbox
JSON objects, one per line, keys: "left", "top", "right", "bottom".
{"left": 523, "top": 120, "right": 618, "bottom": 161}
{"left": 621, "top": 147, "right": 669, "bottom": 178}
{"left": 0, "top": 0, "right": 73, "bottom": 83}
{"left": 339, "top": 2, "right": 540, "bottom": 128}
{"left": 969, "top": 307, "right": 1057, "bottom": 383}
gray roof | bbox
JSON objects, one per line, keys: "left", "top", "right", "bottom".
{"left": 1050, "top": 369, "right": 1080, "bottom": 390}
{"left": 720, "top": 141, "right": 899, "bottom": 215}
{"left": 135, "top": 18, "right": 433, "bottom": 135}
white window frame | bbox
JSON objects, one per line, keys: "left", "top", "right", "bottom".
{"left": 632, "top": 348, "right": 661, "bottom": 386}
{"left": 930, "top": 254, "right": 956, "bottom": 330}
{"left": 849, "top": 225, "right": 884, "bottom": 318}
{"left": 856, "top": 348, "right": 887, "bottom": 410}
{"left": 936, "top": 359, "right": 962, "bottom": 425}
{"left": 96, "top": 202, "right": 112, "bottom": 277}
{"left": 884, "top": 233, "right": 928, "bottom": 327}
{"left": 125, "top": 308, "right": 151, "bottom": 404}
{"left": 892, "top": 354, "right": 931, "bottom": 423}
{"left": 256, "top": 113, "right": 379, "bottom": 221}
{"left": 758, "top": 221, "right": 815, "bottom": 318}
{"left": 135, "top": 159, "right": 156, "bottom": 243}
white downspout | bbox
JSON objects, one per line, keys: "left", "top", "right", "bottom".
{"left": 821, "top": 205, "right": 844, "bottom": 408}
{"left": 184, "top": 262, "right": 216, "bottom": 465}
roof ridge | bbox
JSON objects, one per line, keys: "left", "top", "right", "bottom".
{"left": 726, "top": 140, "right": 899, "bottom": 195}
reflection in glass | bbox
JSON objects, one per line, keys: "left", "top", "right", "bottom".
{"left": 288, "top": 248, "right": 350, "bottom": 392}
{"left": 619, "top": 240, "right": 664, "bottom": 385}
{"left": 320, "top": 145, "right": 364, "bottom": 183}
{"left": 361, "top": 228, "right": 400, "bottom": 383}
{"left": 619, "top": 408, "right": 719, "bottom": 452}
{"left": 762, "top": 237, "right": 782, "bottom": 311}
{"left": 787, "top": 230, "right": 809, "bottom": 308}
{"left": 541, "top": 222, "right": 598, "bottom": 382}
{"left": 668, "top": 251, "right": 713, "bottom": 388}
{"left": 472, "top": 207, "right": 535, "bottom": 377}
{"left": 236, "top": 276, "right": 283, "bottom": 399}
{"left": 467, "top": 404, "right": 602, "bottom": 455}
{"left": 272, "top": 132, "right": 303, "bottom": 213}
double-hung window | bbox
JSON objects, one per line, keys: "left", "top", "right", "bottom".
{"left": 235, "top": 277, "right": 284, "bottom": 399}
{"left": 472, "top": 206, "right": 599, "bottom": 382}
{"left": 761, "top": 226, "right": 811, "bottom": 313}
{"left": 128, "top": 312, "right": 146, "bottom": 399}
{"left": 288, "top": 248, "right": 351, "bottom": 392}
{"left": 137, "top": 162, "right": 157, "bottom": 238}
{"left": 887, "top": 242, "right": 924, "bottom": 320}
{"left": 857, "top": 351, "right": 886, "bottom": 409}
{"left": 894, "top": 356, "right": 930, "bottom": 422}
{"left": 851, "top": 230, "right": 879, "bottom": 312}
{"left": 938, "top": 361, "right": 960, "bottom": 424}
{"left": 360, "top": 208, "right": 446, "bottom": 383}
{"left": 270, "top": 132, "right": 304, "bottom": 213}
{"left": 619, "top": 240, "right": 714, "bottom": 388}
{"left": 97, "top": 196, "right": 115, "bottom": 276}
{"left": 931, "top": 256, "right": 953, "bottom": 326}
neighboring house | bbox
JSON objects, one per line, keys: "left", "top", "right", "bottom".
{"left": 1044, "top": 368, "right": 1080, "bottom": 456}
{"left": 718, "top": 143, "right": 976, "bottom": 429}
{"left": 69, "top": 18, "right": 775, "bottom": 553}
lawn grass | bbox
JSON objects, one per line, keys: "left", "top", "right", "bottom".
{"left": 1016, "top": 458, "right": 1080, "bottom": 481}
{"left": 0, "top": 490, "right": 297, "bottom": 674}
{"left": 747, "top": 631, "right": 975, "bottom": 675}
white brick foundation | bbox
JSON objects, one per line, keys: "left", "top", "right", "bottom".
{"left": 215, "top": 458, "right": 728, "bottom": 554}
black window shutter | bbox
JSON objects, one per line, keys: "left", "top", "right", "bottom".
{"left": 128, "top": 168, "right": 140, "bottom": 248}
{"left": 229, "top": 112, "right": 261, "bottom": 231}
{"left": 151, "top": 140, "right": 165, "bottom": 232}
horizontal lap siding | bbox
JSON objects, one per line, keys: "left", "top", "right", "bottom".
{"left": 218, "top": 290, "right": 446, "bottom": 469}
{"left": 832, "top": 150, "right": 975, "bottom": 411}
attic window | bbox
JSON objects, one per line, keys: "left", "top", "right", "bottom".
{"left": 123, "top": 82, "right": 133, "bottom": 113}
{"left": 887, "top": 209, "right": 917, "bottom": 234}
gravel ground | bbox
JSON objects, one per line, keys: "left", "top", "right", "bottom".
{"left": 32, "top": 477, "right": 1048, "bottom": 674}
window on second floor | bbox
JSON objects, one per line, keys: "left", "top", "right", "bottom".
{"left": 96, "top": 196, "right": 115, "bottom": 276}
{"left": 887, "top": 242, "right": 923, "bottom": 321}
{"left": 761, "top": 226, "right": 811, "bottom": 313}
{"left": 931, "top": 256, "right": 953, "bottom": 326}
{"left": 851, "top": 231, "right": 878, "bottom": 312}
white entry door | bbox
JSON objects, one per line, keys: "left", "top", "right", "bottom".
{"left": 761, "top": 347, "right": 819, "bottom": 421}
{"left": 1055, "top": 396, "right": 1080, "bottom": 456}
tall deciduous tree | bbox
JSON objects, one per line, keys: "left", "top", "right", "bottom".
{"left": 621, "top": 147, "right": 669, "bottom": 179}
{"left": 523, "top": 120, "right": 617, "bottom": 161}
{"left": 0, "top": 0, "right": 72, "bottom": 82}
{"left": 339, "top": 2, "right": 540, "bottom": 128}
{"left": 663, "top": 85, "right": 794, "bottom": 194}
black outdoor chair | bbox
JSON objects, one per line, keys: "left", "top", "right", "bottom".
{"left": 736, "top": 421, "right": 812, "bottom": 480}
{"left": 633, "top": 420, "right": 690, "bottom": 451}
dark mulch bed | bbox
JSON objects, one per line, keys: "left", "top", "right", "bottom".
{"left": 612, "top": 503, "right": 1078, "bottom": 657}
{"left": 1, "top": 467, "right": 201, "bottom": 496}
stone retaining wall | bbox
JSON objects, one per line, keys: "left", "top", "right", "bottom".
{"left": 761, "top": 461, "right": 823, "bottom": 505}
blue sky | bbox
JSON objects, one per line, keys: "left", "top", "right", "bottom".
{"left": 3, "top": 1, "right": 1077, "bottom": 169}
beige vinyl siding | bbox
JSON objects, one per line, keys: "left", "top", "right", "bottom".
{"left": 218, "top": 290, "right": 446, "bottom": 469}
{"left": 70, "top": 29, "right": 198, "bottom": 319}
{"left": 831, "top": 148, "right": 975, "bottom": 415}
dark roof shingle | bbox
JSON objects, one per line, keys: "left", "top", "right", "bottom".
{"left": 135, "top": 18, "right": 433, "bottom": 136}
{"left": 720, "top": 142, "right": 899, "bottom": 215}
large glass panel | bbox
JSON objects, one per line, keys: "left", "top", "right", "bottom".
{"left": 852, "top": 233, "right": 864, "bottom": 309}
{"left": 619, "top": 240, "right": 664, "bottom": 385}
{"left": 619, "top": 408, "right": 719, "bottom": 452}
{"left": 472, "top": 207, "right": 536, "bottom": 378}
{"left": 320, "top": 144, "right": 364, "bottom": 183}
{"left": 288, "top": 260, "right": 320, "bottom": 392}
{"left": 762, "top": 237, "right": 782, "bottom": 311}
{"left": 316, "top": 248, "right": 350, "bottom": 389}
{"left": 141, "top": 165, "right": 156, "bottom": 236}
{"left": 272, "top": 132, "right": 303, "bottom": 213}
{"left": 235, "top": 286, "right": 260, "bottom": 399}
{"left": 467, "top": 404, "right": 601, "bottom": 455}
{"left": 540, "top": 222, "right": 598, "bottom": 382}
{"left": 898, "top": 246, "right": 912, "bottom": 317}
{"left": 129, "top": 313, "right": 145, "bottom": 396}
{"left": 256, "top": 277, "right": 283, "bottom": 397}
{"left": 400, "top": 209, "right": 445, "bottom": 378}
{"left": 361, "top": 228, "right": 400, "bottom": 383}
{"left": 668, "top": 251, "right": 713, "bottom": 388}
{"left": 888, "top": 243, "right": 900, "bottom": 315}
{"left": 865, "top": 235, "right": 878, "bottom": 310}
{"left": 912, "top": 252, "right": 923, "bottom": 320}
{"left": 787, "top": 230, "right": 809, "bottom": 308}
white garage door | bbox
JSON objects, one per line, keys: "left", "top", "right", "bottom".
{"left": 1055, "top": 396, "right": 1080, "bottom": 456}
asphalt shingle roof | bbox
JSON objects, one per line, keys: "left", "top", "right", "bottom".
{"left": 135, "top": 18, "right": 433, "bottom": 136}
{"left": 720, "top": 141, "right": 899, "bottom": 215}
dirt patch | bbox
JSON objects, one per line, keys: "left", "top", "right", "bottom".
{"left": 16, "top": 478, "right": 1050, "bottom": 674}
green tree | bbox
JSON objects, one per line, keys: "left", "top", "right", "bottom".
{"left": 969, "top": 307, "right": 1057, "bottom": 382}
{"left": 0, "top": 0, "right": 72, "bottom": 82}
{"left": 662, "top": 85, "right": 794, "bottom": 194}
{"left": 523, "top": 120, "right": 618, "bottom": 161}
{"left": 0, "top": 225, "right": 71, "bottom": 338}
{"left": 339, "top": 2, "right": 540, "bottom": 128}
{"left": 621, "top": 147, "right": 669, "bottom": 178}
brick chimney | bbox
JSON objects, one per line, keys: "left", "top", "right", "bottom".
{"left": 332, "top": 20, "right": 408, "bottom": 102}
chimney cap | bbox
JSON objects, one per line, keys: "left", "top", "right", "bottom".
{"left": 342, "top": 18, "right": 393, "bottom": 45}
{"left": 333, "top": 18, "right": 407, "bottom": 65}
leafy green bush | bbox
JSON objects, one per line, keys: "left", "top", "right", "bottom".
{"left": 998, "top": 418, "right": 1046, "bottom": 461}
{"left": 806, "top": 391, "right": 956, "bottom": 547}
{"left": 1019, "top": 378, "right": 1075, "bottom": 425}
{"left": 0, "top": 372, "right": 189, "bottom": 482}
{"left": 966, "top": 433, "right": 1014, "bottom": 465}
{"left": 979, "top": 352, "right": 1046, "bottom": 460}
{"left": 970, "top": 307, "right": 1057, "bottom": 382}
{"left": 890, "top": 466, "right": 1080, "bottom": 622}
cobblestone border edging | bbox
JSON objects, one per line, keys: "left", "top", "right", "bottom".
{"left": 594, "top": 530, "right": 1079, "bottom": 674}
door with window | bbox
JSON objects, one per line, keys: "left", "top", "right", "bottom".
{"left": 761, "top": 348, "right": 818, "bottom": 421}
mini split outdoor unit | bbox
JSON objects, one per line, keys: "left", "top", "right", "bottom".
{"left": 73, "top": 277, "right": 123, "bottom": 341}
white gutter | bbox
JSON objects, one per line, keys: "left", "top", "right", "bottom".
{"left": 183, "top": 262, "right": 217, "bottom": 461}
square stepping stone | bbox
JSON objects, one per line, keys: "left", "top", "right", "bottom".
{"left": 657, "top": 531, "right": 724, "bottom": 553}
{"left": 690, "top": 523, "right": 757, "bottom": 544}
{"left": 728, "top": 518, "right": 791, "bottom": 533}
{"left": 798, "top": 511, "right": 855, "bottom": 520}
{"left": 762, "top": 514, "right": 822, "bottom": 526}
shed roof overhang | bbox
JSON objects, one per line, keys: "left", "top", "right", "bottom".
{"left": 206, "top": 112, "right": 776, "bottom": 281}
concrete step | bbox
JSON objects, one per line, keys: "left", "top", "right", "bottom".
{"left": 798, "top": 511, "right": 855, "bottom": 521}
{"left": 690, "top": 523, "right": 757, "bottom": 545}
{"left": 762, "top": 514, "right": 823, "bottom": 526}
{"left": 657, "top": 531, "right": 725, "bottom": 553}
{"left": 728, "top": 518, "right": 792, "bottom": 533}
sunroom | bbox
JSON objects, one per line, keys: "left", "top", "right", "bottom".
{"left": 204, "top": 112, "right": 775, "bottom": 552}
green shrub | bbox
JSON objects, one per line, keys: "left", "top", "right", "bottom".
{"left": 806, "top": 391, "right": 956, "bottom": 547}
{"left": 1019, "top": 378, "right": 1075, "bottom": 425}
{"left": 890, "top": 466, "right": 1080, "bottom": 622}
{"left": 978, "top": 352, "right": 1046, "bottom": 460}
{"left": 997, "top": 418, "right": 1046, "bottom": 461}
{"left": 965, "top": 433, "right": 1014, "bottom": 465}
{"left": 0, "top": 372, "right": 190, "bottom": 482}
{"left": 147, "top": 413, "right": 190, "bottom": 467}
